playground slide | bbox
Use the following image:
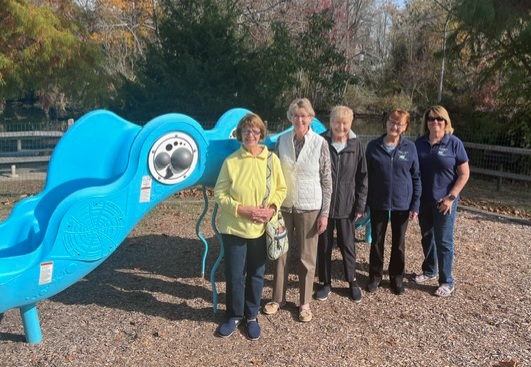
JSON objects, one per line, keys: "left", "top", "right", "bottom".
{"left": 0, "top": 108, "right": 250, "bottom": 343}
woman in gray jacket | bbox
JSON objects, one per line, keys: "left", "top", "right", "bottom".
{"left": 316, "top": 106, "right": 368, "bottom": 303}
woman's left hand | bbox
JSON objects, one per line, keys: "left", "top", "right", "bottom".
{"left": 252, "top": 206, "right": 274, "bottom": 223}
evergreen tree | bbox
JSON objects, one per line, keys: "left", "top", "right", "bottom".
{"left": 115, "top": 0, "right": 251, "bottom": 122}
{"left": 448, "top": 0, "right": 531, "bottom": 114}
{"left": 447, "top": 0, "right": 531, "bottom": 146}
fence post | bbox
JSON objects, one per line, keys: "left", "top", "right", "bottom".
{"left": 496, "top": 163, "right": 503, "bottom": 192}
{"left": 10, "top": 164, "right": 18, "bottom": 178}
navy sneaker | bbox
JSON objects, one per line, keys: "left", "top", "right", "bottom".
{"left": 246, "top": 319, "right": 261, "bottom": 341}
{"left": 315, "top": 283, "right": 331, "bottom": 301}
{"left": 349, "top": 281, "right": 362, "bottom": 303}
{"left": 366, "top": 277, "right": 381, "bottom": 293}
{"left": 217, "top": 319, "right": 241, "bottom": 338}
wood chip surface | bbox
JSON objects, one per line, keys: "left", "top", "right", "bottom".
{"left": 1, "top": 196, "right": 530, "bottom": 367}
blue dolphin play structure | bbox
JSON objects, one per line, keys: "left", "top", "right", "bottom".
{"left": 0, "top": 108, "right": 370, "bottom": 343}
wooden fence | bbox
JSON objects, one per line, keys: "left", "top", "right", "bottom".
{"left": 0, "top": 131, "right": 63, "bottom": 178}
{"left": 463, "top": 142, "right": 531, "bottom": 191}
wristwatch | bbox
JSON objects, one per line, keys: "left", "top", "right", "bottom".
{"left": 448, "top": 194, "right": 456, "bottom": 201}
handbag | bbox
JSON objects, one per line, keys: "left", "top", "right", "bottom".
{"left": 263, "top": 152, "right": 289, "bottom": 260}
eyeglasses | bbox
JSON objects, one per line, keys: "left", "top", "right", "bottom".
{"left": 427, "top": 116, "right": 445, "bottom": 123}
{"left": 242, "top": 128, "right": 261, "bottom": 136}
{"left": 292, "top": 114, "right": 311, "bottom": 120}
{"left": 387, "top": 120, "right": 406, "bottom": 128}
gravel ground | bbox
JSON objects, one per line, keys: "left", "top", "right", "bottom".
{"left": 0, "top": 187, "right": 530, "bottom": 367}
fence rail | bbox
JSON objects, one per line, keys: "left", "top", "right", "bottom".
{"left": 463, "top": 142, "right": 531, "bottom": 156}
{"left": 462, "top": 141, "right": 531, "bottom": 191}
{"left": 0, "top": 131, "right": 63, "bottom": 178}
{"left": 0, "top": 156, "right": 52, "bottom": 165}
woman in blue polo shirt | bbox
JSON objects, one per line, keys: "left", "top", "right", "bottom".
{"left": 365, "top": 109, "right": 421, "bottom": 295}
{"left": 414, "top": 105, "right": 470, "bottom": 297}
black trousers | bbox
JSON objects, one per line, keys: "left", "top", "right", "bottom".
{"left": 369, "top": 209, "right": 409, "bottom": 282}
{"left": 318, "top": 217, "right": 356, "bottom": 284}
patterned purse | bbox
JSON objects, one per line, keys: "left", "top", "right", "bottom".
{"left": 263, "top": 152, "right": 288, "bottom": 260}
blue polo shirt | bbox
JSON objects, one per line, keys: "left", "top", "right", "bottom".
{"left": 415, "top": 133, "right": 469, "bottom": 205}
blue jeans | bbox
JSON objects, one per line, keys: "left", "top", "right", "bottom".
{"left": 222, "top": 233, "right": 266, "bottom": 320}
{"left": 418, "top": 200, "right": 458, "bottom": 287}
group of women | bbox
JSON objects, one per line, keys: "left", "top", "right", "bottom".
{"left": 213, "top": 99, "right": 469, "bottom": 340}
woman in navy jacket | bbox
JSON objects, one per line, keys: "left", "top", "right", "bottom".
{"left": 365, "top": 109, "right": 421, "bottom": 295}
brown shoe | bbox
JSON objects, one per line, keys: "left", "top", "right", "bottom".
{"left": 263, "top": 302, "right": 282, "bottom": 315}
{"left": 298, "top": 308, "right": 312, "bottom": 322}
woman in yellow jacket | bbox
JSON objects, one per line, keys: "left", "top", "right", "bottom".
{"left": 214, "top": 113, "right": 287, "bottom": 340}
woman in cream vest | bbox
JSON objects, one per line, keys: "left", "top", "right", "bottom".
{"left": 263, "top": 98, "right": 332, "bottom": 322}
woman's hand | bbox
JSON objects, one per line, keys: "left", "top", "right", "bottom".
{"left": 238, "top": 205, "right": 275, "bottom": 223}
{"left": 436, "top": 197, "right": 453, "bottom": 215}
{"left": 317, "top": 216, "right": 328, "bottom": 234}
{"left": 409, "top": 211, "right": 418, "bottom": 220}
{"left": 252, "top": 206, "right": 274, "bottom": 223}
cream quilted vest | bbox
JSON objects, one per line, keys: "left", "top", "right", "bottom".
{"left": 278, "top": 129, "right": 324, "bottom": 211}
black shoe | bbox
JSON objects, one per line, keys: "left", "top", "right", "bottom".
{"left": 349, "top": 281, "right": 362, "bottom": 303}
{"left": 390, "top": 279, "right": 405, "bottom": 295}
{"left": 366, "top": 278, "right": 381, "bottom": 293}
{"left": 315, "top": 283, "right": 331, "bottom": 301}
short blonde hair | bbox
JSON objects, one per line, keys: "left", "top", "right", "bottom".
{"left": 330, "top": 105, "right": 354, "bottom": 125}
{"left": 235, "top": 113, "right": 266, "bottom": 142}
{"left": 421, "top": 105, "right": 454, "bottom": 135}
{"left": 287, "top": 98, "right": 315, "bottom": 120}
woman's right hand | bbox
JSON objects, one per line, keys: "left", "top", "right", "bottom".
{"left": 317, "top": 216, "right": 328, "bottom": 234}
{"left": 252, "top": 206, "right": 274, "bottom": 223}
{"left": 436, "top": 197, "right": 453, "bottom": 215}
{"left": 238, "top": 205, "right": 272, "bottom": 223}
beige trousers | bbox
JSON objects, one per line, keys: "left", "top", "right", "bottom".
{"left": 272, "top": 210, "right": 320, "bottom": 307}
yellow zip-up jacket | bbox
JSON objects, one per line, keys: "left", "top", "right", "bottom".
{"left": 214, "top": 145, "right": 287, "bottom": 239}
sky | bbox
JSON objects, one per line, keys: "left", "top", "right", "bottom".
{"left": 389, "top": 0, "right": 406, "bottom": 8}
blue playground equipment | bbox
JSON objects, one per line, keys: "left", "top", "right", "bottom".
{"left": 0, "top": 109, "right": 371, "bottom": 343}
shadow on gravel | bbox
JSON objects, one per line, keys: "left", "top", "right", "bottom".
{"left": 50, "top": 234, "right": 222, "bottom": 323}
{"left": 0, "top": 331, "right": 26, "bottom": 342}
{"left": 0, "top": 309, "right": 26, "bottom": 342}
